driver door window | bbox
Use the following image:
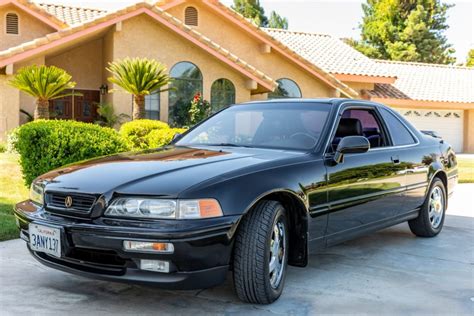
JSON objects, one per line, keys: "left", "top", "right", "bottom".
{"left": 331, "top": 108, "right": 387, "bottom": 151}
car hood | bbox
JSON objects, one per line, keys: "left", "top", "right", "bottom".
{"left": 37, "top": 146, "right": 303, "bottom": 197}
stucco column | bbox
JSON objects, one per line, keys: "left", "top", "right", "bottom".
{"left": 0, "top": 75, "right": 20, "bottom": 141}
{"left": 463, "top": 109, "right": 474, "bottom": 153}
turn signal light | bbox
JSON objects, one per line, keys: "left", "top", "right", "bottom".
{"left": 123, "top": 241, "right": 174, "bottom": 253}
{"left": 198, "top": 199, "right": 223, "bottom": 218}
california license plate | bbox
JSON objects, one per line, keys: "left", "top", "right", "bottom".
{"left": 29, "top": 224, "right": 61, "bottom": 258}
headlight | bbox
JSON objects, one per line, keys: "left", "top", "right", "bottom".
{"left": 30, "top": 182, "right": 44, "bottom": 206}
{"left": 104, "top": 198, "right": 223, "bottom": 219}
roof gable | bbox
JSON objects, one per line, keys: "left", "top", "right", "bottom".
{"left": 0, "top": 0, "right": 66, "bottom": 29}
{"left": 159, "top": 0, "right": 358, "bottom": 97}
{"left": 0, "top": 2, "right": 277, "bottom": 91}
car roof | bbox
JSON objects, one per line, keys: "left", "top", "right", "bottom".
{"left": 240, "top": 98, "right": 387, "bottom": 108}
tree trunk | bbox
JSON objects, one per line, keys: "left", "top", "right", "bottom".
{"left": 35, "top": 99, "right": 50, "bottom": 120}
{"left": 132, "top": 95, "right": 145, "bottom": 120}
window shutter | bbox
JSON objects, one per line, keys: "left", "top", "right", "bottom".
{"left": 6, "top": 13, "right": 19, "bottom": 35}
{"left": 184, "top": 7, "right": 198, "bottom": 26}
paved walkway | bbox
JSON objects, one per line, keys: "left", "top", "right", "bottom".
{"left": 0, "top": 184, "right": 473, "bottom": 315}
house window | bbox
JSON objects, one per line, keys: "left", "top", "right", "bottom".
{"left": 6, "top": 13, "right": 19, "bottom": 35}
{"left": 184, "top": 6, "right": 198, "bottom": 26}
{"left": 211, "top": 78, "right": 235, "bottom": 113}
{"left": 268, "top": 78, "right": 302, "bottom": 99}
{"left": 145, "top": 92, "right": 160, "bottom": 120}
{"left": 168, "top": 62, "right": 202, "bottom": 126}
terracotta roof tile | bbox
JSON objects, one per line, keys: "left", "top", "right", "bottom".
{"left": 35, "top": 2, "right": 107, "bottom": 26}
{"left": 367, "top": 60, "right": 474, "bottom": 103}
{"left": 264, "top": 28, "right": 394, "bottom": 78}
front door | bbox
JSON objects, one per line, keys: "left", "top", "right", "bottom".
{"left": 49, "top": 89, "right": 100, "bottom": 122}
{"left": 325, "top": 106, "right": 406, "bottom": 245}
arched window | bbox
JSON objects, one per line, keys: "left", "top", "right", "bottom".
{"left": 211, "top": 78, "right": 235, "bottom": 112}
{"left": 6, "top": 13, "right": 19, "bottom": 35}
{"left": 268, "top": 78, "right": 302, "bottom": 99}
{"left": 168, "top": 62, "right": 202, "bottom": 126}
{"left": 184, "top": 6, "right": 198, "bottom": 26}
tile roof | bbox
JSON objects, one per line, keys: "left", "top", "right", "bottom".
{"left": 264, "top": 28, "right": 394, "bottom": 78}
{"left": 0, "top": 2, "right": 277, "bottom": 91}
{"left": 203, "top": 1, "right": 359, "bottom": 97}
{"left": 35, "top": 2, "right": 107, "bottom": 26}
{"left": 367, "top": 60, "right": 474, "bottom": 103}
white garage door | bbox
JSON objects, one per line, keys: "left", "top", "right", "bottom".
{"left": 395, "top": 108, "right": 464, "bottom": 152}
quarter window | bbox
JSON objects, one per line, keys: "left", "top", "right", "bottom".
{"left": 168, "top": 62, "right": 203, "bottom": 126}
{"left": 379, "top": 108, "right": 416, "bottom": 146}
{"left": 268, "top": 78, "right": 301, "bottom": 99}
{"left": 211, "top": 78, "right": 235, "bottom": 113}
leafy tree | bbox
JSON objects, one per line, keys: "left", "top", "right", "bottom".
{"left": 268, "top": 11, "right": 288, "bottom": 29}
{"left": 351, "top": 0, "right": 455, "bottom": 64}
{"left": 232, "top": 0, "right": 288, "bottom": 29}
{"left": 9, "top": 65, "right": 77, "bottom": 120}
{"left": 107, "top": 58, "right": 170, "bottom": 120}
{"left": 466, "top": 49, "right": 474, "bottom": 67}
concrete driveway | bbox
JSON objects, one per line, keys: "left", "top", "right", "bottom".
{"left": 1, "top": 184, "right": 473, "bottom": 315}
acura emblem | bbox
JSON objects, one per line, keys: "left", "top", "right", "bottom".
{"left": 65, "top": 196, "right": 73, "bottom": 208}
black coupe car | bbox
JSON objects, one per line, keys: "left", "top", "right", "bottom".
{"left": 14, "top": 99, "right": 457, "bottom": 304}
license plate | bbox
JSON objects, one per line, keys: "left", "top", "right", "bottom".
{"left": 29, "top": 224, "right": 61, "bottom": 258}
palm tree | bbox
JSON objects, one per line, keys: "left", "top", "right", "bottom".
{"left": 107, "top": 58, "right": 171, "bottom": 120}
{"left": 9, "top": 65, "right": 77, "bottom": 120}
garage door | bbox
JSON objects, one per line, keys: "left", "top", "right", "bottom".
{"left": 395, "top": 108, "right": 464, "bottom": 152}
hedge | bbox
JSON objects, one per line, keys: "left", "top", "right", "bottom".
{"left": 119, "top": 119, "right": 185, "bottom": 150}
{"left": 146, "top": 128, "right": 187, "bottom": 148}
{"left": 10, "top": 120, "right": 128, "bottom": 186}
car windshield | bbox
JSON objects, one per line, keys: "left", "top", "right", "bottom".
{"left": 176, "top": 102, "right": 331, "bottom": 151}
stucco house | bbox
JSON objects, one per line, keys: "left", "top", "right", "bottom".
{"left": 0, "top": 0, "right": 473, "bottom": 152}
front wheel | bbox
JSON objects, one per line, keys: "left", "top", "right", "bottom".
{"left": 409, "top": 178, "right": 447, "bottom": 237}
{"left": 233, "top": 200, "right": 288, "bottom": 304}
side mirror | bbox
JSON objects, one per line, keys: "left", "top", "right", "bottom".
{"left": 171, "top": 133, "right": 182, "bottom": 143}
{"left": 334, "top": 136, "right": 370, "bottom": 164}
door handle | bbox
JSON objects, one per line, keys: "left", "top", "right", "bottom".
{"left": 391, "top": 155, "right": 400, "bottom": 164}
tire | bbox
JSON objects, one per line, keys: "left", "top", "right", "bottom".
{"left": 408, "top": 178, "right": 447, "bottom": 237}
{"left": 233, "top": 200, "right": 289, "bottom": 304}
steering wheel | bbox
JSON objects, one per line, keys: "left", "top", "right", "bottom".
{"left": 289, "top": 132, "right": 317, "bottom": 144}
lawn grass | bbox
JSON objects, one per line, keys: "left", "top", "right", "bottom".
{"left": 458, "top": 156, "right": 474, "bottom": 183}
{"left": 0, "top": 153, "right": 28, "bottom": 241}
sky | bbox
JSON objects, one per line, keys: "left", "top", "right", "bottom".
{"left": 37, "top": 0, "right": 474, "bottom": 63}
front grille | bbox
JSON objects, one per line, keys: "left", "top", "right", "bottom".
{"left": 46, "top": 192, "right": 97, "bottom": 214}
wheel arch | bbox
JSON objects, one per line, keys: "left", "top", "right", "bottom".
{"left": 239, "top": 189, "right": 309, "bottom": 267}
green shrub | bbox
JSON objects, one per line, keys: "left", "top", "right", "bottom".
{"left": 11, "top": 120, "right": 128, "bottom": 186}
{"left": 146, "top": 128, "right": 187, "bottom": 148}
{"left": 120, "top": 119, "right": 170, "bottom": 150}
{"left": 0, "top": 142, "right": 6, "bottom": 153}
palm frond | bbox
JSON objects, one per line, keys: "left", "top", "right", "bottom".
{"left": 9, "top": 65, "right": 76, "bottom": 100}
{"left": 107, "top": 58, "right": 171, "bottom": 96}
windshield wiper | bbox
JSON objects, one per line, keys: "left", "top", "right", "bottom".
{"left": 204, "top": 143, "right": 254, "bottom": 148}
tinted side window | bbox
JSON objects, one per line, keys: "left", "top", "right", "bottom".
{"left": 379, "top": 108, "right": 416, "bottom": 145}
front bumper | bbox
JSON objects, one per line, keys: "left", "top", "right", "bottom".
{"left": 14, "top": 200, "right": 240, "bottom": 290}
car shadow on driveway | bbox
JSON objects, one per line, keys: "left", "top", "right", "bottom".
{"left": 0, "top": 214, "right": 472, "bottom": 315}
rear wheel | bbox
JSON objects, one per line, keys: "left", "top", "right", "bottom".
{"left": 408, "top": 178, "right": 446, "bottom": 237}
{"left": 233, "top": 200, "right": 288, "bottom": 304}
